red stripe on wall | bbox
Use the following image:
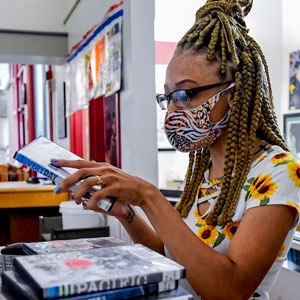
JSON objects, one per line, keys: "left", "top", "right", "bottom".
{"left": 89, "top": 96, "right": 105, "bottom": 162}
{"left": 155, "top": 41, "right": 177, "bottom": 65}
{"left": 69, "top": 109, "right": 87, "bottom": 159}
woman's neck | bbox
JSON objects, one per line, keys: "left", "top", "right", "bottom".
{"left": 208, "top": 130, "right": 228, "bottom": 180}
{"left": 208, "top": 131, "right": 265, "bottom": 181}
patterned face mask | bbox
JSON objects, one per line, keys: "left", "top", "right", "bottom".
{"left": 164, "top": 82, "right": 236, "bottom": 152}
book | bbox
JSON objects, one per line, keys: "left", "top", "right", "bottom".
{"left": 138, "top": 287, "right": 193, "bottom": 300}
{"left": 14, "top": 136, "right": 116, "bottom": 212}
{"left": 23, "top": 237, "right": 128, "bottom": 255}
{"left": 1, "top": 270, "right": 179, "bottom": 300}
{"left": 14, "top": 244, "right": 186, "bottom": 299}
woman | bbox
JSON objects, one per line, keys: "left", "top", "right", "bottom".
{"left": 52, "top": 1, "right": 300, "bottom": 299}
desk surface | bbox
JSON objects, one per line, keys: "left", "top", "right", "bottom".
{"left": 0, "top": 181, "right": 68, "bottom": 209}
{"left": 0, "top": 182, "right": 69, "bottom": 245}
{"left": 0, "top": 181, "right": 56, "bottom": 193}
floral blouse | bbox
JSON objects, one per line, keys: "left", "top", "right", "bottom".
{"left": 165, "top": 145, "right": 300, "bottom": 300}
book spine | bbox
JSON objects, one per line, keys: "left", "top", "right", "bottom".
{"left": 54, "top": 280, "right": 178, "bottom": 300}
{"left": 1, "top": 272, "right": 39, "bottom": 300}
{"left": 45, "top": 271, "right": 183, "bottom": 298}
{"left": 14, "top": 258, "right": 44, "bottom": 299}
{"left": 23, "top": 244, "right": 38, "bottom": 255}
{"left": 14, "top": 153, "right": 60, "bottom": 183}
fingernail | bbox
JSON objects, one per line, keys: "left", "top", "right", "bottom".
{"left": 53, "top": 186, "right": 61, "bottom": 194}
{"left": 75, "top": 199, "right": 81, "bottom": 205}
{"left": 50, "top": 159, "right": 59, "bottom": 163}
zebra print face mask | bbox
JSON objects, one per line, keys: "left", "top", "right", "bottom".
{"left": 164, "top": 82, "right": 235, "bottom": 152}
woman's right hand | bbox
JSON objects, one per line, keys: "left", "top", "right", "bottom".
{"left": 89, "top": 197, "right": 133, "bottom": 222}
{"left": 70, "top": 191, "right": 132, "bottom": 222}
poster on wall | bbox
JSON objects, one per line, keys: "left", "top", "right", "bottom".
{"left": 93, "top": 36, "right": 106, "bottom": 98}
{"left": 106, "top": 21, "right": 122, "bottom": 96}
{"left": 66, "top": 2, "right": 123, "bottom": 116}
{"left": 85, "top": 50, "right": 94, "bottom": 100}
{"left": 289, "top": 50, "right": 300, "bottom": 110}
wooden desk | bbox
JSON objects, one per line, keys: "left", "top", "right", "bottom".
{"left": 0, "top": 182, "right": 68, "bottom": 245}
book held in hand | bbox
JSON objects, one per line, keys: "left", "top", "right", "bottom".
{"left": 23, "top": 237, "right": 128, "bottom": 255}
{"left": 14, "top": 244, "right": 186, "bottom": 299}
{"left": 14, "top": 136, "right": 116, "bottom": 212}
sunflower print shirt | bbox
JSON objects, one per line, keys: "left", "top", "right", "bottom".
{"left": 165, "top": 145, "right": 300, "bottom": 300}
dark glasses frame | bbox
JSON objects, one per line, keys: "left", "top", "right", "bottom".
{"left": 156, "top": 81, "right": 233, "bottom": 110}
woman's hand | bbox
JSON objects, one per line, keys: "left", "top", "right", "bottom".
{"left": 50, "top": 159, "right": 157, "bottom": 220}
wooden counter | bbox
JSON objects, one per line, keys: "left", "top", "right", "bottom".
{"left": 0, "top": 181, "right": 68, "bottom": 245}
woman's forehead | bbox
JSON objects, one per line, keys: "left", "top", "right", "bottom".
{"left": 165, "top": 51, "right": 220, "bottom": 90}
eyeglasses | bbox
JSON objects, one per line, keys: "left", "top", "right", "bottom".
{"left": 156, "top": 81, "right": 233, "bottom": 110}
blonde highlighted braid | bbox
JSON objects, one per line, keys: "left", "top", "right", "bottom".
{"left": 175, "top": 0, "right": 288, "bottom": 226}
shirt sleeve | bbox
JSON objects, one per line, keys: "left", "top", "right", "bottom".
{"left": 244, "top": 151, "right": 300, "bottom": 228}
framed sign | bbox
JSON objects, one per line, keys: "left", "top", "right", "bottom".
{"left": 58, "top": 82, "right": 67, "bottom": 139}
{"left": 284, "top": 113, "right": 300, "bottom": 158}
{"left": 289, "top": 50, "right": 300, "bottom": 110}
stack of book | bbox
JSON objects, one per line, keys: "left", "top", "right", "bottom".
{"left": 1, "top": 238, "right": 193, "bottom": 300}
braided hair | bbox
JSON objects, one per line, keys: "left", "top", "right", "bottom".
{"left": 175, "top": 0, "right": 288, "bottom": 226}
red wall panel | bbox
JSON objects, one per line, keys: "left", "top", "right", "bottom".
{"left": 89, "top": 96, "right": 105, "bottom": 162}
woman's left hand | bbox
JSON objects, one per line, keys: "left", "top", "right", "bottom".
{"left": 50, "top": 159, "right": 156, "bottom": 211}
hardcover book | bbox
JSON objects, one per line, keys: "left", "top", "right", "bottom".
{"left": 1, "top": 270, "right": 179, "bottom": 300}
{"left": 23, "top": 237, "right": 128, "bottom": 255}
{"left": 14, "top": 244, "right": 186, "bottom": 299}
{"left": 14, "top": 136, "right": 116, "bottom": 212}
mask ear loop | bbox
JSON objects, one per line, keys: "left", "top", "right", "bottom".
{"left": 206, "top": 82, "right": 236, "bottom": 124}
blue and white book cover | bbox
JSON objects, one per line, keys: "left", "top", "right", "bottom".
{"left": 14, "top": 136, "right": 115, "bottom": 212}
{"left": 14, "top": 244, "right": 186, "bottom": 299}
{"left": 14, "top": 136, "right": 81, "bottom": 185}
{"left": 2, "top": 270, "right": 179, "bottom": 300}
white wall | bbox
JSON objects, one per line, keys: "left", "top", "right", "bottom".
{"left": 246, "top": 0, "right": 283, "bottom": 125}
{"left": 0, "top": 64, "right": 9, "bottom": 90}
{"left": 155, "top": 0, "right": 206, "bottom": 42}
{"left": 0, "top": 117, "right": 9, "bottom": 164}
{"left": 0, "top": 0, "right": 73, "bottom": 33}
{"left": 64, "top": 0, "right": 117, "bottom": 52}
{"left": 52, "top": 65, "right": 70, "bottom": 150}
{"left": 120, "top": 0, "right": 158, "bottom": 184}
{"left": 6, "top": 84, "right": 17, "bottom": 164}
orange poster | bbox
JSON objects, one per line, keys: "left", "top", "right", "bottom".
{"left": 94, "top": 36, "right": 106, "bottom": 97}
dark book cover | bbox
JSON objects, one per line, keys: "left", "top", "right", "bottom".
{"left": 1, "top": 270, "right": 179, "bottom": 300}
{"left": 14, "top": 244, "right": 186, "bottom": 299}
{"left": 139, "top": 287, "right": 193, "bottom": 300}
{"left": 23, "top": 237, "right": 128, "bottom": 255}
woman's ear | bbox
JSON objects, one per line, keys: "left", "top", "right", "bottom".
{"left": 227, "top": 88, "right": 235, "bottom": 108}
